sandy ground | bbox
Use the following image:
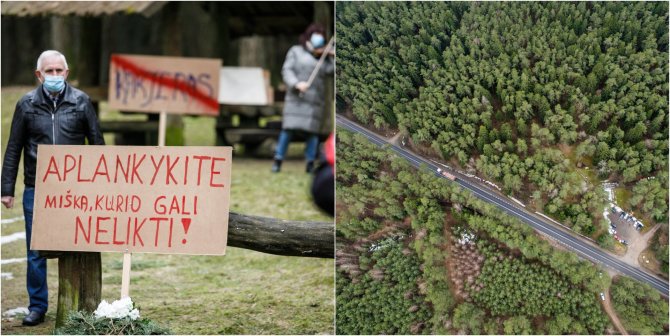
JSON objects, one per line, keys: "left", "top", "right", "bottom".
{"left": 388, "top": 132, "right": 402, "bottom": 145}
{"left": 621, "top": 224, "right": 660, "bottom": 267}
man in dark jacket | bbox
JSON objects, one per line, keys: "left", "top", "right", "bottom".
{"left": 1, "top": 50, "right": 105, "bottom": 326}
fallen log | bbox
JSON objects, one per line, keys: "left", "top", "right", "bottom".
{"left": 227, "top": 212, "right": 334, "bottom": 258}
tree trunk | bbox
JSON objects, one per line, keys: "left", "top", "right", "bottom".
{"left": 55, "top": 252, "right": 102, "bottom": 329}
{"left": 227, "top": 212, "right": 334, "bottom": 258}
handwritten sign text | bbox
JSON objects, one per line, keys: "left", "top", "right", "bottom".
{"left": 31, "top": 145, "right": 231, "bottom": 255}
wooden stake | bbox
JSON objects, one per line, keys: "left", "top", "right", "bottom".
{"left": 158, "top": 110, "right": 167, "bottom": 147}
{"left": 120, "top": 252, "right": 131, "bottom": 298}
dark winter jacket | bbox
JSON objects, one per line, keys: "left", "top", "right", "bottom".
{"left": 1, "top": 83, "right": 105, "bottom": 196}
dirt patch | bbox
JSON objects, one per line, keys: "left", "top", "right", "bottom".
{"left": 388, "top": 132, "right": 402, "bottom": 145}
{"left": 621, "top": 224, "right": 660, "bottom": 267}
{"left": 447, "top": 237, "right": 484, "bottom": 301}
{"left": 337, "top": 219, "right": 412, "bottom": 281}
{"left": 638, "top": 248, "right": 661, "bottom": 274}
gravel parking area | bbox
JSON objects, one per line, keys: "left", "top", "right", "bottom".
{"left": 607, "top": 210, "right": 643, "bottom": 246}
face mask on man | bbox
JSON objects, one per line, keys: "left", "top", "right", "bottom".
{"left": 42, "top": 75, "right": 65, "bottom": 92}
{"left": 310, "top": 33, "right": 325, "bottom": 49}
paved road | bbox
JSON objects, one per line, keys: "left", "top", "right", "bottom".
{"left": 337, "top": 114, "right": 669, "bottom": 296}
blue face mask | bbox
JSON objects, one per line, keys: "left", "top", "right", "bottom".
{"left": 310, "top": 34, "right": 325, "bottom": 49}
{"left": 43, "top": 75, "right": 65, "bottom": 92}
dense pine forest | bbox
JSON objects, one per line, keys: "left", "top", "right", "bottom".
{"left": 336, "top": 131, "right": 615, "bottom": 334}
{"left": 337, "top": 1, "right": 668, "bottom": 242}
{"left": 336, "top": 2, "right": 668, "bottom": 334}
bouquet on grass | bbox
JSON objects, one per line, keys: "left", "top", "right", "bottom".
{"left": 55, "top": 297, "right": 170, "bottom": 335}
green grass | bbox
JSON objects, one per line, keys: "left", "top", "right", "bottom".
{"left": 1, "top": 86, "right": 334, "bottom": 334}
{"left": 614, "top": 187, "right": 632, "bottom": 211}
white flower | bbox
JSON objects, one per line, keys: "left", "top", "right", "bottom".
{"left": 94, "top": 297, "right": 140, "bottom": 320}
{"left": 128, "top": 308, "right": 140, "bottom": 320}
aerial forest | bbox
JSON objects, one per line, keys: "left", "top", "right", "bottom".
{"left": 336, "top": 131, "right": 618, "bottom": 334}
{"left": 336, "top": 2, "right": 668, "bottom": 334}
{"left": 337, "top": 1, "right": 669, "bottom": 241}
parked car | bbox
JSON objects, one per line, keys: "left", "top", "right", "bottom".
{"left": 600, "top": 292, "right": 606, "bottom": 301}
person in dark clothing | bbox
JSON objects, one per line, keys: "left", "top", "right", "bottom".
{"left": 1, "top": 50, "right": 105, "bottom": 326}
{"left": 311, "top": 133, "right": 334, "bottom": 216}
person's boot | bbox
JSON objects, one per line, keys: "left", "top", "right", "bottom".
{"left": 271, "top": 159, "right": 282, "bottom": 173}
{"left": 22, "top": 311, "right": 45, "bottom": 326}
{"left": 306, "top": 161, "right": 314, "bottom": 173}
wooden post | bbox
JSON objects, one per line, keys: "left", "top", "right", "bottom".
{"left": 55, "top": 252, "right": 101, "bottom": 328}
{"left": 158, "top": 111, "right": 167, "bottom": 147}
{"left": 120, "top": 252, "right": 132, "bottom": 298}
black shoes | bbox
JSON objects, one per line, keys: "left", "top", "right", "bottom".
{"left": 271, "top": 160, "right": 314, "bottom": 173}
{"left": 271, "top": 159, "right": 282, "bottom": 173}
{"left": 22, "top": 310, "right": 45, "bottom": 326}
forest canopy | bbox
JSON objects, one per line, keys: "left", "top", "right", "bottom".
{"left": 337, "top": 1, "right": 669, "bottom": 238}
{"left": 336, "top": 130, "right": 618, "bottom": 334}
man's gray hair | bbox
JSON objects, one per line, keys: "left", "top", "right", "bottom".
{"left": 36, "top": 50, "right": 68, "bottom": 71}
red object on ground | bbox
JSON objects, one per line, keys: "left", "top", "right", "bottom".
{"left": 325, "top": 133, "right": 335, "bottom": 167}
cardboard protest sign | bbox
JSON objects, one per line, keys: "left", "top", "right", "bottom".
{"left": 31, "top": 145, "right": 232, "bottom": 255}
{"left": 218, "top": 67, "right": 273, "bottom": 105}
{"left": 108, "top": 54, "right": 222, "bottom": 116}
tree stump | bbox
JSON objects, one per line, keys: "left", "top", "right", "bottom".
{"left": 55, "top": 252, "right": 101, "bottom": 328}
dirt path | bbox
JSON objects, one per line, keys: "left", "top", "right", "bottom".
{"left": 602, "top": 289, "right": 628, "bottom": 335}
{"left": 622, "top": 224, "right": 660, "bottom": 266}
{"left": 387, "top": 132, "right": 402, "bottom": 145}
